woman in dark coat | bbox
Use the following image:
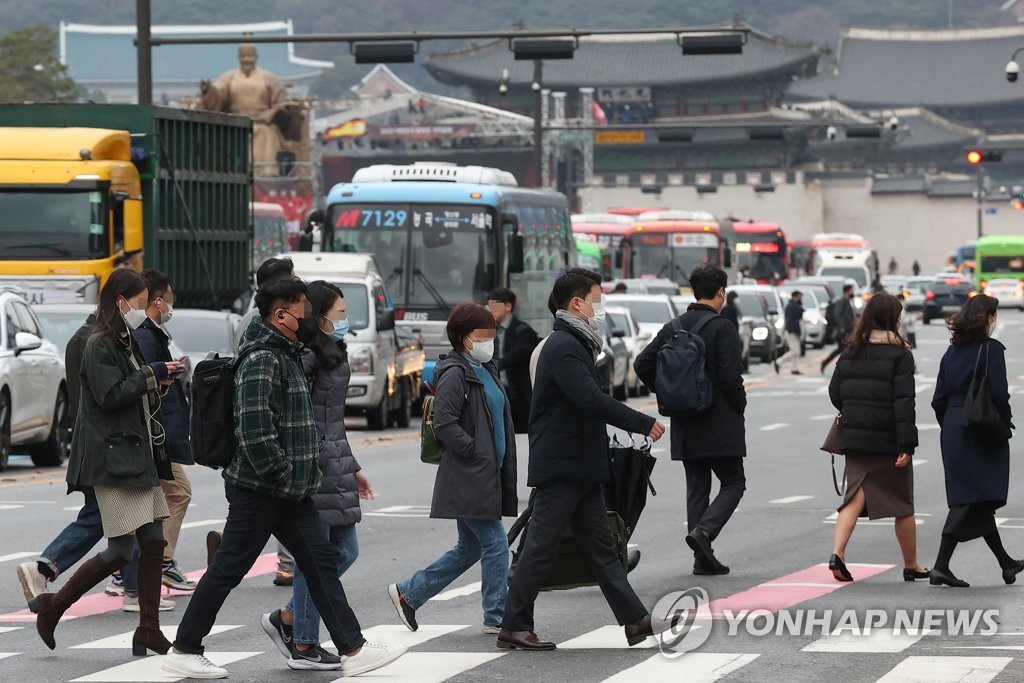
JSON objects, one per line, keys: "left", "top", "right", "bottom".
{"left": 389, "top": 302, "right": 517, "bottom": 634}
{"left": 36, "top": 270, "right": 180, "bottom": 655}
{"left": 264, "top": 281, "right": 375, "bottom": 664}
{"left": 930, "top": 294, "right": 1022, "bottom": 587}
{"left": 828, "top": 293, "right": 928, "bottom": 583}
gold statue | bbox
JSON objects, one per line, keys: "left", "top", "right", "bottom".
{"left": 200, "top": 44, "right": 297, "bottom": 177}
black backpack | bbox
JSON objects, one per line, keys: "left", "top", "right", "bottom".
{"left": 654, "top": 313, "right": 717, "bottom": 417}
{"left": 824, "top": 300, "right": 838, "bottom": 343}
{"left": 190, "top": 344, "right": 288, "bottom": 469}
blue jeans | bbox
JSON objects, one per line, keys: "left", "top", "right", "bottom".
{"left": 398, "top": 518, "right": 508, "bottom": 627}
{"left": 286, "top": 524, "right": 359, "bottom": 644}
{"left": 39, "top": 490, "right": 140, "bottom": 592}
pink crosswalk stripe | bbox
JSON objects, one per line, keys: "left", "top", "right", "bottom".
{"left": 0, "top": 552, "right": 278, "bottom": 623}
{"left": 695, "top": 562, "right": 895, "bottom": 619}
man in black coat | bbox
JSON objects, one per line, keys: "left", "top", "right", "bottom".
{"left": 486, "top": 287, "right": 540, "bottom": 433}
{"left": 135, "top": 270, "right": 196, "bottom": 592}
{"left": 634, "top": 264, "right": 746, "bottom": 575}
{"left": 498, "top": 268, "right": 666, "bottom": 651}
{"left": 821, "top": 284, "right": 856, "bottom": 373}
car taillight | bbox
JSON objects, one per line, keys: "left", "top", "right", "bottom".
{"left": 926, "top": 291, "right": 935, "bottom": 300}
{"left": 984, "top": 289, "right": 993, "bottom": 296}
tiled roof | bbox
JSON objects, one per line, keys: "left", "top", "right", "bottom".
{"left": 60, "top": 20, "right": 333, "bottom": 83}
{"left": 787, "top": 26, "right": 1024, "bottom": 108}
{"left": 425, "top": 27, "right": 821, "bottom": 89}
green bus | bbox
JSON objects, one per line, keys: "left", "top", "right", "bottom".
{"left": 574, "top": 235, "right": 613, "bottom": 280}
{"left": 976, "top": 234, "right": 1024, "bottom": 286}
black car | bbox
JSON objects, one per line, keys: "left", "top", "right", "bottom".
{"left": 923, "top": 276, "right": 975, "bottom": 324}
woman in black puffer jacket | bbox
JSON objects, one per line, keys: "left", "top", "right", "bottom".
{"left": 827, "top": 293, "right": 928, "bottom": 583}
{"left": 264, "top": 281, "right": 375, "bottom": 663}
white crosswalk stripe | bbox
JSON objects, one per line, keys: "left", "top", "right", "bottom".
{"left": 802, "top": 628, "right": 933, "bottom": 653}
{"left": 601, "top": 652, "right": 759, "bottom": 683}
{"left": 558, "top": 624, "right": 660, "bottom": 649}
{"left": 874, "top": 656, "right": 1011, "bottom": 682}
{"left": 330, "top": 652, "right": 505, "bottom": 683}
{"left": 70, "top": 624, "right": 241, "bottom": 649}
{"left": 69, "top": 652, "right": 261, "bottom": 682}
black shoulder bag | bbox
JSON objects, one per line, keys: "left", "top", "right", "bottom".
{"left": 961, "top": 342, "right": 1012, "bottom": 443}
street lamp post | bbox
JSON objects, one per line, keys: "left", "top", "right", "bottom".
{"left": 532, "top": 60, "right": 544, "bottom": 187}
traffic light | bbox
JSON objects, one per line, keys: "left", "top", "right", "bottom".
{"left": 966, "top": 149, "right": 1003, "bottom": 164}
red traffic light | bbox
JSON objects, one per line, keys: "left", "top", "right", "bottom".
{"left": 967, "top": 150, "right": 983, "bottom": 164}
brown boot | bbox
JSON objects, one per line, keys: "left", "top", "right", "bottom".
{"left": 133, "top": 539, "right": 172, "bottom": 656}
{"left": 30, "top": 553, "right": 128, "bottom": 649}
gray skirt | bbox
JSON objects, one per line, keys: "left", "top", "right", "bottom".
{"left": 94, "top": 485, "right": 169, "bottom": 538}
{"left": 839, "top": 452, "right": 914, "bottom": 520}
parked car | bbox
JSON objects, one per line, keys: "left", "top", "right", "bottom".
{"left": 880, "top": 275, "right": 908, "bottom": 296}
{"left": 923, "top": 276, "right": 975, "bottom": 324}
{"left": 0, "top": 294, "right": 71, "bottom": 469}
{"left": 606, "top": 305, "right": 651, "bottom": 397}
{"left": 606, "top": 294, "right": 679, "bottom": 338}
{"left": 163, "top": 309, "right": 242, "bottom": 370}
{"left": 983, "top": 278, "right": 1024, "bottom": 311}
{"left": 671, "top": 293, "right": 696, "bottom": 312}
{"left": 595, "top": 318, "right": 629, "bottom": 400}
{"left": 606, "top": 278, "right": 679, "bottom": 296}
{"left": 727, "top": 285, "right": 785, "bottom": 363}
{"left": 903, "top": 276, "right": 933, "bottom": 312}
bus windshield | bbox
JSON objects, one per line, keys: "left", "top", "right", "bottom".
{"left": 329, "top": 203, "right": 497, "bottom": 309}
{"left": 630, "top": 233, "right": 717, "bottom": 284}
{"left": 0, "top": 191, "right": 108, "bottom": 260}
{"left": 819, "top": 266, "right": 869, "bottom": 287}
{"left": 253, "top": 214, "right": 287, "bottom": 267}
{"left": 979, "top": 255, "right": 1024, "bottom": 275}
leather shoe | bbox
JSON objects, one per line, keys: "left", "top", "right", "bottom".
{"left": 496, "top": 629, "right": 556, "bottom": 651}
{"left": 693, "top": 559, "right": 730, "bottom": 576}
{"left": 902, "top": 567, "right": 930, "bottom": 582}
{"left": 1002, "top": 559, "right": 1024, "bottom": 585}
{"left": 929, "top": 568, "right": 969, "bottom": 588}
{"left": 686, "top": 529, "right": 727, "bottom": 575}
{"left": 624, "top": 612, "right": 683, "bottom": 647}
{"left": 829, "top": 554, "right": 853, "bottom": 582}
{"left": 626, "top": 550, "right": 641, "bottom": 573}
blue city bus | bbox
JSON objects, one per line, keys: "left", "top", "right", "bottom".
{"left": 325, "top": 163, "right": 574, "bottom": 383}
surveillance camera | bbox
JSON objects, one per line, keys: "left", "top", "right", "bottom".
{"left": 1007, "top": 60, "right": 1020, "bottom": 83}
{"left": 826, "top": 125, "right": 837, "bottom": 141}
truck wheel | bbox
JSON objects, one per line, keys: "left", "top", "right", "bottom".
{"left": 30, "top": 388, "right": 70, "bottom": 467}
{"left": 391, "top": 380, "right": 412, "bottom": 429}
{"left": 0, "top": 391, "right": 9, "bottom": 472}
{"left": 366, "top": 394, "right": 387, "bottom": 431}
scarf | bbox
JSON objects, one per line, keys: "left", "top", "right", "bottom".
{"left": 868, "top": 329, "right": 909, "bottom": 349}
{"left": 555, "top": 309, "right": 603, "bottom": 359}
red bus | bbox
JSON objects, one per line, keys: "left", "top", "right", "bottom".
{"left": 733, "top": 221, "right": 788, "bottom": 283}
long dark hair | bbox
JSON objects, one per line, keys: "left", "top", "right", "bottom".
{"left": 948, "top": 294, "right": 998, "bottom": 346}
{"left": 306, "top": 280, "right": 346, "bottom": 371}
{"left": 844, "top": 292, "right": 907, "bottom": 357}
{"left": 94, "top": 269, "right": 148, "bottom": 340}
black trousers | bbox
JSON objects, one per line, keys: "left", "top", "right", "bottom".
{"left": 684, "top": 457, "right": 746, "bottom": 541}
{"left": 173, "top": 484, "right": 365, "bottom": 655}
{"left": 821, "top": 338, "right": 847, "bottom": 368}
{"left": 502, "top": 478, "right": 647, "bottom": 632}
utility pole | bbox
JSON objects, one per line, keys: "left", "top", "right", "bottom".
{"left": 532, "top": 59, "right": 544, "bottom": 187}
{"left": 976, "top": 167, "right": 985, "bottom": 239}
{"left": 136, "top": 0, "right": 152, "bottom": 105}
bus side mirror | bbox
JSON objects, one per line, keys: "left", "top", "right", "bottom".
{"left": 377, "top": 309, "right": 396, "bottom": 331}
{"left": 724, "top": 249, "right": 732, "bottom": 268}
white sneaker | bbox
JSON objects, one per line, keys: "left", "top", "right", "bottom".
{"left": 16, "top": 562, "right": 47, "bottom": 603}
{"left": 161, "top": 650, "right": 228, "bottom": 679}
{"left": 122, "top": 595, "right": 175, "bottom": 612}
{"left": 481, "top": 624, "right": 502, "bottom": 635}
{"left": 340, "top": 642, "right": 406, "bottom": 677}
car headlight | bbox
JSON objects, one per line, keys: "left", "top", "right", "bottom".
{"left": 774, "top": 317, "right": 784, "bottom": 330}
{"left": 752, "top": 326, "right": 769, "bottom": 341}
{"left": 349, "top": 346, "right": 373, "bottom": 375}
{"left": 853, "top": 297, "right": 865, "bottom": 310}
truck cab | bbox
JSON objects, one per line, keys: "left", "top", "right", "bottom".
{"left": 288, "top": 252, "right": 425, "bottom": 430}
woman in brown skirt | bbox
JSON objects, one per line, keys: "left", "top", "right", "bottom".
{"left": 930, "top": 294, "right": 1022, "bottom": 587}
{"left": 31, "top": 270, "right": 182, "bottom": 655}
{"left": 827, "top": 293, "right": 928, "bottom": 582}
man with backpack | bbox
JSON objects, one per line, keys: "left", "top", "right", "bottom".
{"left": 634, "top": 264, "right": 746, "bottom": 576}
{"left": 164, "top": 278, "right": 405, "bottom": 678}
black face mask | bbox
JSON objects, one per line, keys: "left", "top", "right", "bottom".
{"left": 284, "top": 311, "right": 319, "bottom": 344}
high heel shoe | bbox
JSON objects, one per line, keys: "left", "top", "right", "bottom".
{"left": 902, "top": 568, "right": 930, "bottom": 581}
{"left": 829, "top": 554, "right": 853, "bottom": 582}
{"left": 928, "top": 568, "right": 969, "bottom": 588}
{"left": 1002, "top": 559, "right": 1024, "bottom": 585}
{"left": 132, "top": 627, "right": 172, "bottom": 656}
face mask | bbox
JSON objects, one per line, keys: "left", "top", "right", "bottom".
{"left": 329, "top": 318, "right": 350, "bottom": 341}
{"left": 120, "top": 298, "right": 148, "bottom": 330}
{"left": 159, "top": 302, "right": 174, "bottom": 325}
{"left": 469, "top": 338, "right": 494, "bottom": 364}
{"left": 283, "top": 311, "right": 319, "bottom": 344}
{"left": 578, "top": 296, "right": 606, "bottom": 332}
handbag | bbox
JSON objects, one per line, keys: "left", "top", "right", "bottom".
{"left": 961, "top": 342, "right": 1012, "bottom": 442}
{"left": 820, "top": 413, "right": 847, "bottom": 496}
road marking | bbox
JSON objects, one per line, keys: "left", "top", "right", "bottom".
{"left": 0, "top": 551, "right": 38, "bottom": 564}
{"left": 770, "top": 495, "right": 814, "bottom": 504}
{"left": 71, "top": 625, "right": 241, "bottom": 649}
{"left": 430, "top": 581, "right": 481, "bottom": 602}
{"left": 0, "top": 652, "right": 17, "bottom": 661}
{"left": 803, "top": 628, "right": 932, "bottom": 653}
{"left": 915, "top": 382, "right": 936, "bottom": 395}
{"left": 365, "top": 505, "right": 431, "bottom": 518}
{"left": 356, "top": 624, "right": 470, "bottom": 650}
{"left": 915, "top": 458, "right": 929, "bottom": 466}
{"left": 331, "top": 652, "right": 504, "bottom": 683}
{"left": 874, "top": 656, "right": 1010, "bottom": 683}
{"left": 601, "top": 653, "right": 759, "bottom": 683}
{"left": 0, "top": 504, "right": 23, "bottom": 510}
{"left": 558, "top": 624, "right": 665, "bottom": 649}
{"left": 811, "top": 414, "right": 836, "bottom": 421}
{"left": 179, "top": 518, "right": 225, "bottom": 530}
{"left": 759, "top": 423, "right": 789, "bottom": 431}
{"left": 70, "top": 652, "right": 260, "bottom": 682}
{"left": 0, "top": 626, "right": 21, "bottom": 634}
{"left": 919, "top": 424, "right": 940, "bottom": 431}
{"left": 62, "top": 505, "right": 84, "bottom": 511}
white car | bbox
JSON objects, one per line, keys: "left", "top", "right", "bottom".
{"left": 0, "top": 293, "right": 70, "bottom": 469}
{"left": 605, "top": 305, "right": 652, "bottom": 397}
{"left": 606, "top": 293, "right": 679, "bottom": 339}
{"left": 984, "top": 279, "right": 1024, "bottom": 310}
{"left": 163, "top": 308, "right": 242, "bottom": 370}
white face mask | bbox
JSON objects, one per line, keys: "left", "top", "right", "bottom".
{"left": 579, "top": 295, "right": 607, "bottom": 332}
{"left": 120, "top": 298, "right": 148, "bottom": 330}
{"left": 469, "top": 338, "right": 494, "bottom": 364}
{"left": 159, "top": 302, "right": 174, "bottom": 325}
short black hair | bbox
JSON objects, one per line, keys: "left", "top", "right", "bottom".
{"left": 843, "top": 284, "right": 855, "bottom": 295}
{"left": 140, "top": 269, "right": 172, "bottom": 301}
{"left": 790, "top": 290, "right": 802, "bottom": 298}
{"left": 551, "top": 267, "right": 602, "bottom": 311}
{"left": 688, "top": 264, "right": 727, "bottom": 300}
{"left": 256, "top": 257, "right": 295, "bottom": 287}
{"left": 256, "top": 277, "right": 306, "bottom": 319}
{"left": 487, "top": 287, "right": 516, "bottom": 307}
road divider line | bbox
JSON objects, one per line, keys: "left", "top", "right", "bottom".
{"left": 760, "top": 423, "right": 789, "bottom": 431}
{"left": 770, "top": 495, "right": 814, "bottom": 504}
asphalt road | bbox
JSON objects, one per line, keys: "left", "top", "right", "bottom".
{"left": 2, "top": 313, "right": 1024, "bottom": 682}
